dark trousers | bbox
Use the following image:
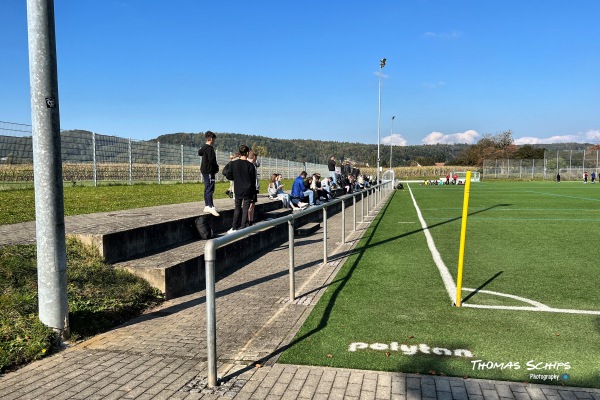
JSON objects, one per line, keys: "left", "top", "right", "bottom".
{"left": 232, "top": 197, "right": 251, "bottom": 230}
{"left": 202, "top": 173, "right": 215, "bottom": 207}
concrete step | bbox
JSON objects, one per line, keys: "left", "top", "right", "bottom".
{"left": 72, "top": 195, "right": 283, "bottom": 264}
{"left": 115, "top": 220, "right": 289, "bottom": 299}
{"left": 295, "top": 222, "right": 321, "bottom": 236}
{"left": 112, "top": 189, "right": 360, "bottom": 299}
{"left": 260, "top": 208, "right": 293, "bottom": 220}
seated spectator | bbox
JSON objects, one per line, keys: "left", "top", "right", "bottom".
{"left": 357, "top": 174, "right": 364, "bottom": 189}
{"left": 269, "top": 173, "right": 302, "bottom": 210}
{"left": 291, "top": 171, "right": 313, "bottom": 207}
{"left": 310, "top": 173, "right": 328, "bottom": 204}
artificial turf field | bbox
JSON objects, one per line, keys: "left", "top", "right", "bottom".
{"left": 279, "top": 181, "right": 600, "bottom": 388}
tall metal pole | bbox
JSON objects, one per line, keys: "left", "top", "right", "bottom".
{"left": 27, "top": 0, "right": 69, "bottom": 340}
{"left": 377, "top": 58, "right": 386, "bottom": 187}
{"left": 390, "top": 116, "right": 395, "bottom": 169}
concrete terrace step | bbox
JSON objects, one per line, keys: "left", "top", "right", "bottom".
{"left": 70, "top": 195, "right": 282, "bottom": 264}
{"left": 114, "top": 220, "right": 289, "bottom": 299}
{"left": 112, "top": 190, "right": 355, "bottom": 299}
{"left": 295, "top": 222, "right": 321, "bottom": 236}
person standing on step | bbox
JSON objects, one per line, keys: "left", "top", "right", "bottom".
{"left": 247, "top": 149, "right": 260, "bottom": 226}
{"left": 328, "top": 155, "right": 337, "bottom": 187}
{"left": 227, "top": 145, "right": 256, "bottom": 233}
{"left": 198, "top": 131, "right": 220, "bottom": 216}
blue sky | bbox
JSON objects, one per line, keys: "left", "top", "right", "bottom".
{"left": 2, "top": 1, "right": 600, "bottom": 146}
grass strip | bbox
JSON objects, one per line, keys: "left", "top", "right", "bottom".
{"left": 0, "top": 237, "right": 163, "bottom": 372}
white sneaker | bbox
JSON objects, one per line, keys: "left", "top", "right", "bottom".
{"left": 227, "top": 228, "right": 236, "bottom": 235}
{"left": 298, "top": 202, "right": 308, "bottom": 208}
{"left": 204, "top": 206, "right": 220, "bottom": 217}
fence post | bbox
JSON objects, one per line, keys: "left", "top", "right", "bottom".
{"left": 92, "top": 131, "right": 97, "bottom": 187}
{"left": 181, "top": 144, "right": 184, "bottom": 183}
{"left": 288, "top": 220, "right": 295, "bottom": 301}
{"left": 157, "top": 141, "right": 161, "bottom": 184}
{"left": 323, "top": 206, "right": 328, "bottom": 265}
{"left": 519, "top": 159, "right": 522, "bottom": 179}
{"left": 128, "top": 138, "right": 132, "bottom": 185}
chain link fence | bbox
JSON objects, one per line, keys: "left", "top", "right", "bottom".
{"left": 483, "top": 150, "right": 600, "bottom": 180}
{"left": 0, "top": 121, "right": 328, "bottom": 186}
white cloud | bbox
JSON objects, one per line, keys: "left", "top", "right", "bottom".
{"left": 422, "top": 130, "right": 480, "bottom": 145}
{"left": 585, "top": 129, "right": 600, "bottom": 141}
{"left": 382, "top": 133, "right": 408, "bottom": 146}
{"left": 423, "top": 30, "right": 461, "bottom": 40}
{"left": 514, "top": 135, "right": 584, "bottom": 145}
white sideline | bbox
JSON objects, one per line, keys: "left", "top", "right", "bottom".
{"left": 406, "top": 184, "right": 600, "bottom": 315}
{"left": 406, "top": 184, "right": 457, "bottom": 303}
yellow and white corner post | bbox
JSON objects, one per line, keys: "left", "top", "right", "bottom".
{"left": 455, "top": 171, "right": 472, "bottom": 307}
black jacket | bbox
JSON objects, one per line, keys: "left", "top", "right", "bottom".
{"left": 198, "top": 144, "right": 219, "bottom": 175}
{"left": 328, "top": 158, "right": 336, "bottom": 172}
{"left": 230, "top": 159, "right": 257, "bottom": 199}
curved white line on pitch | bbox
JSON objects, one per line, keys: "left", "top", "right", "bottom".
{"left": 462, "top": 287, "right": 549, "bottom": 308}
{"left": 407, "top": 184, "right": 600, "bottom": 316}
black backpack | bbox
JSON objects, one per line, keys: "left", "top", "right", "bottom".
{"left": 195, "top": 215, "right": 213, "bottom": 240}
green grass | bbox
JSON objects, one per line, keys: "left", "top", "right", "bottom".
{"left": 279, "top": 181, "right": 600, "bottom": 388}
{"left": 0, "top": 178, "right": 283, "bottom": 371}
{"left": 0, "top": 179, "right": 278, "bottom": 225}
{"left": 0, "top": 237, "right": 163, "bottom": 372}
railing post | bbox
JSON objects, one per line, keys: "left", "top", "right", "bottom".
{"left": 288, "top": 220, "right": 295, "bottom": 301}
{"left": 323, "top": 206, "right": 328, "bottom": 265}
{"left": 361, "top": 191, "right": 365, "bottom": 223}
{"left": 204, "top": 241, "right": 218, "bottom": 388}
{"left": 353, "top": 194, "right": 357, "bottom": 231}
{"left": 341, "top": 198, "right": 346, "bottom": 244}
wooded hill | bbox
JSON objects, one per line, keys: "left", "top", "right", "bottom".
{"left": 154, "top": 131, "right": 470, "bottom": 167}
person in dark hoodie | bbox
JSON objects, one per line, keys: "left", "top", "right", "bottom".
{"left": 198, "top": 131, "right": 220, "bottom": 216}
{"left": 226, "top": 145, "right": 257, "bottom": 233}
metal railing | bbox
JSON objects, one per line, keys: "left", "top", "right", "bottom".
{"left": 202, "top": 180, "right": 393, "bottom": 387}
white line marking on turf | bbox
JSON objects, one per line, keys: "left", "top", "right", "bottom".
{"left": 462, "top": 288, "right": 548, "bottom": 308}
{"left": 406, "top": 183, "right": 600, "bottom": 316}
{"left": 462, "top": 304, "right": 600, "bottom": 315}
{"left": 407, "top": 184, "right": 457, "bottom": 303}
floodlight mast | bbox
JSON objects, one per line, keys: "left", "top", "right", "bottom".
{"left": 390, "top": 115, "right": 395, "bottom": 169}
{"left": 377, "top": 57, "right": 386, "bottom": 186}
{"left": 26, "top": 0, "right": 69, "bottom": 340}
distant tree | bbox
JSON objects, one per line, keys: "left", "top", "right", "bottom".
{"left": 451, "top": 130, "right": 517, "bottom": 166}
{"left": 251, "top": 144, "right": 269, "bottom": 157}
{"left": 515, "top": 144, "right": 545, "bottom": 159}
